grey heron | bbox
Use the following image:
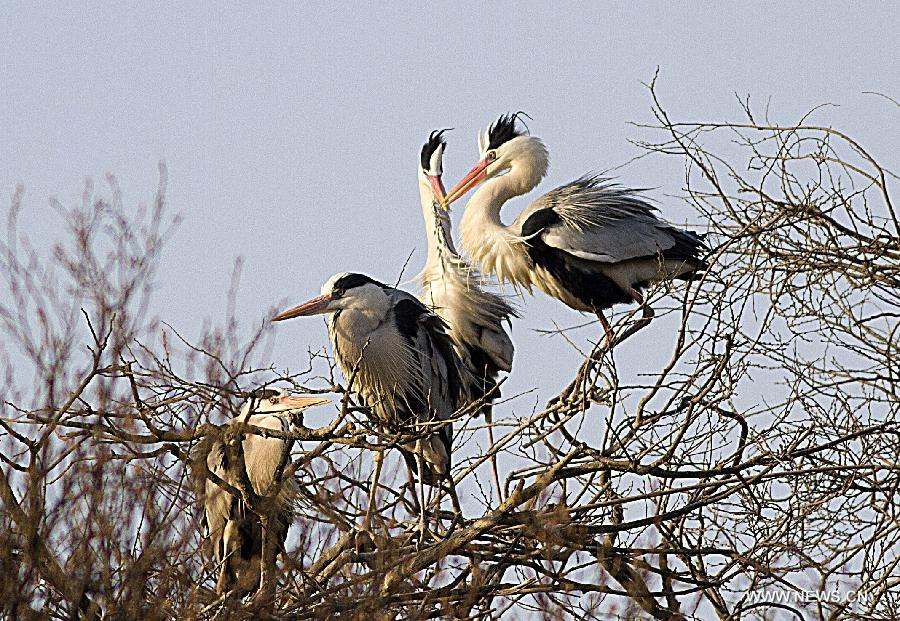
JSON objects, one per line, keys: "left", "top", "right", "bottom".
{"left": 201, "top": 389, "right": 329, "bottom": 597}
{"left": 442, "top": 113, "right": 708, "bottom": 349}
{"left": 272, "top": 272, "right": 465, "bottom": 527}
{"left": 418, "top": 129, "right": 516, "bottom": 499}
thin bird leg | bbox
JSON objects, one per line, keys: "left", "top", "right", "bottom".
{"left": 596, "top": 310, "right": 615, "bottom": 351}
{"left": 433, "top": 479, "right": 444, "bottom": 530}
{"left": 613, "top": 287, "right": 654, "bottom": 346}
{"left": 362, "top": 449, "right": 384, "bottom": 531}
{"left": 485, "top": 408, "right": 504, "bottom": 503}
{"left": 404, "top": 462, "right": 421, "bottom": 515}
{"left": 549, "top": 313, "right": 611, "bottom": 408}
{"left": 628, "top": 287, "right": 654, "bottom": 329}
{"left": 446, "top": 478, "right": 463, "bottom": 517}
{"left": 415, "top": 453, "right": 428, "bottom": 544}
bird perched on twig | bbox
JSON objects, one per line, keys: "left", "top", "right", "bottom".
{"left": 442, "top": 113, "right": 708, "bottom": 349}
{"left": 273, "top": 272, "right": 466, "bottom": 530}
{"left": 417, "top": 129, "right": 516, "bottom": 499}
{"left": 197, "top": 389, "right": 329, "bottom": 597}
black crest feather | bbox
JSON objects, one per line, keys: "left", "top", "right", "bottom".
{"left": 420, "top": 129, "right": 450, "bottom": 172}
{"left": 332, "top": 273, "right": 385, "bottom": 293}
{"left": 487, "top": 112, "right": 530, "bottom": 150}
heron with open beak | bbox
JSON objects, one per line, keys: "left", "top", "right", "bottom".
{"left": 417, "top": 129, "right": 516, "bottom": 500}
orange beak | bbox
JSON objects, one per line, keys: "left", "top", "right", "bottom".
{"left": 278, "top": 394, "right": 330, "bottom": 409}
{"left": 427, "top": 174, "right": 446, "bottom": 203}
{"left": 442, "top": 157, "right": 491, "bottom": 207}
{"left": 273, "top": 294, "right": 332, "bottom": 321}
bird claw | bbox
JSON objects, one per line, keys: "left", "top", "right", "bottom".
{"left": 403, "top": 517, "right": 434, "bottom": 548}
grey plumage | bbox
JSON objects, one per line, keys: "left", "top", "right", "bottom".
{"left": 418, "top": 131, "right": 517, "bottom": 415}
{"left": 518, "top": 175, "right": 707, "bottom": 268}
{"left": 274, "top": 273, "right": 465, "bottom": 488}
{"left": 453, "top": 119, "right": 707, "bottom": 322}
{"left": 197, "top": 390, "right": 328, "bottom": 596}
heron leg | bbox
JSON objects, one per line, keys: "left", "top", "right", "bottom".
{"left": 627, "top": 287, "right": 654, "bottom": 329}
{"left": 549, "top": 311, "right": 612, "bottom": 407}
{"left": 403, "top": 462, "right": 421, "bottom": 515}
{"left": 415, "top": 453, "right": 428, "bottom": 545}
{"left": 596, "top": 310, "right": 615, "bottom": 350}
{"left": 447, "top": 478, "right": 463, "bottom": 517}
{"left": 485, "top": 408, "right": 504, "bottom": 503}
{"left": 363, "top": 449, "right": 384, "bottom": 531}
{"left": 432, "top": 479, "right": 444, "bottom": 531}
{"left": 614, "top": 287, "right": 654, "bottom": 345}
{"left": 437, "top": 477, "right": 463, "bottom": 538}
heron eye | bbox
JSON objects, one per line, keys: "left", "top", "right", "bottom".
{"left": 332, "top": 288, "right": 344, "bottom": 299}
{"left": 486, "top": 151, "right": 497, "bottom": 162}
{"left": 269, "top": 396, "right": 278, "bottom": 405}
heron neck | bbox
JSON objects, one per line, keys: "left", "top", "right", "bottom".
{"left": 329, "top": 296, "right": 389, "bottom": 346}
{"left": 460, "top": 167, "right": 530, "bottom": 274}
{"left": 419, "top": 183, "right": 459, "bottom": 276}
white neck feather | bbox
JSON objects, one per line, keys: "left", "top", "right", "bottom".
{"left": 329, "top": 285, "right": 391, "bottom": 345}
{"left": 459, "top": 160, "right": 543, "bottom": 287}
{"left": 418, "top": 181, "right": 459, "bottom": 283}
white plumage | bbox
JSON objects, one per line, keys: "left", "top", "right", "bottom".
{"left": 444, "top": 113, "right": 708, "bottom": 345}
{"left": 417, "top": 130, "right": 517, "bottom": 413}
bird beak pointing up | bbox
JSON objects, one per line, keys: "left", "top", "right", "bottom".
{"left": 273, "top": 294, "right": 331, "bottom": 321}
{"left": 427, "top": 174, "right": 447, "bottom": 204}
{"left": 442, "top": 158, "right": 491, "bottom": 208}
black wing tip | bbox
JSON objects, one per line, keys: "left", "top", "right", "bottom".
{"left": 420, "top": 128, "right": 451, "bottom": 171}
{"left": 488, "top": 111, "right": 531, "bottom": 150}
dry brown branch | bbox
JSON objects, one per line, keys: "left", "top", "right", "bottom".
{"left": 1, "top": 83, "right": 898, "bottom": 620}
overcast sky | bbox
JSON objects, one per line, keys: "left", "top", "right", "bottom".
{"left": 2, "top": 2, "right": 897, "bottom": 411}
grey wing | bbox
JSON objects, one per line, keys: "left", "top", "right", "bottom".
{"left": 419, "top": 311, "right": 465, "bottom": 474}
{"left": 418, "top": 311, "right": 464, "bottom": 419}
{"left": 463, "top": 288, "right": 517, "bottom": 373}
{"left": 516, "top": 175, "right": 702, "bottom": 264}
{"left": 544, "top": 217, "right": 686, "bottom": 264}
{"left": 477, "top": 325, "right": 514, "bottom": 373}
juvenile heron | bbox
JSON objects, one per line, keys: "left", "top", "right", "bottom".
{"left": 273, "top": 272, "right": 465, "bottom": 526}
{"left": 200, "top": 389, "right": 329, "bottom": 597}
{"left": 442, "top": 113, "right": 707, "bottom": 349}
{"left": 418, "top": 129, "right": 516, "bottom": 498}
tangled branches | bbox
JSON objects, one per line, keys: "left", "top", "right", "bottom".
{"left": 0, "top": 89, "right": 897, "bottom": 620}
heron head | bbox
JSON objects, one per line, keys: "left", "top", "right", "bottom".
{"left": 419, "top": 129, "right": 449, "bottom": 205}
{"left": 240, "top": 388, "right": 330, "bottom": 416}
{"left": 272, "top": 272, "right": 389, "bottom": 321}
{"left": 442, "top": 112, "right": 548, "bottom": 207}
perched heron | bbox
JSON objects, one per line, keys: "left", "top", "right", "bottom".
{"left": 273, "top": 272, "right": 465, "bottom": 526}
{"left": 442, "top": 113, "right": 708, "bottom": 348}
{"left": 200, "top": 389, "right": 329, "bottom": 597}
{"left": 418, "top": 129, "right": 516, "bottom": 498}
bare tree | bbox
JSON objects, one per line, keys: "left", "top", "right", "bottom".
{"left": 1, "top": 84, "right": 897, "bottom": 620}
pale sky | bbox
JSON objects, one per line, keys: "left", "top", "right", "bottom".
{"left": 2, "top": 2, "right": 897, "bottom": 409}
